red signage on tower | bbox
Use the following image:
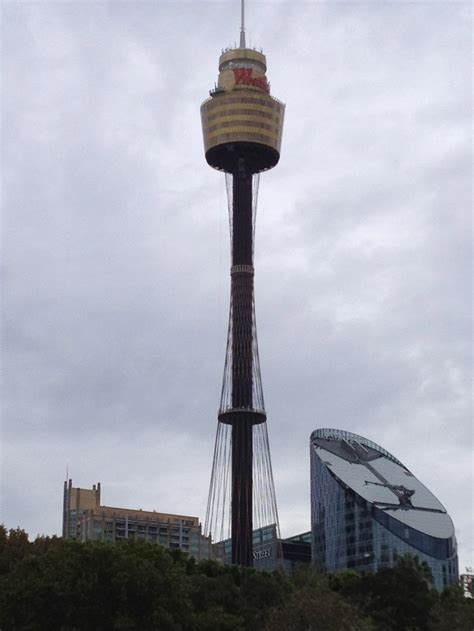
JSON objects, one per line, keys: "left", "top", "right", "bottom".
{"left": 233, "top": 67, "right": 270, "bottom": 93}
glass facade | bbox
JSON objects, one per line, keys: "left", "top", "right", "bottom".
{"left": 310, "top": 429, "right": 459, "bottom": 591}
{"left": 214, "top": 524, "right": 280, "bottom": 572}
{"left": 213, "top": 525, "right": 311, "bottom": 574}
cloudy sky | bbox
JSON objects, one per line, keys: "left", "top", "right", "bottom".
{"left": 2, "top": 1, "right": 472, "bottom": 571}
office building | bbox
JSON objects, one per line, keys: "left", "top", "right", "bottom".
{"left": 310, "top": 428, "right": 458, "bottom": 590}
{"left": 214, "top": 524, "right": 311, "bottom": 574}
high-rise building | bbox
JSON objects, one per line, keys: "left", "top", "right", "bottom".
{"left": 62, "top": 480, "right": 211, "bottom": 560}
{"left": 310, "top": 429, "right": 459, "bottom": 590}
{"left": 201, "top": 0, "right": 284, "bottom": 567}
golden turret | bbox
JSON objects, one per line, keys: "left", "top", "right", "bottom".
{"left": 201, "top": 30, "right": 285, "bottom": 174}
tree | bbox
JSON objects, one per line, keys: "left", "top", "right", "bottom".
{"left": 0, "top": 538, "right": 193, "bottom": 629}
{"left": 0, "top": 534, "right": 289, "bottom": 630}
{"left": 396, "top": 553, "right": 434, "bottom": 584}
{"left": 353, "top": 564, "right": 438, "bottom": 630}
{"left": 238, "top": 567, "right": 290, "bottom": 630}
{"left": 264, "top": 579, "right": 374, "bottom": 631}
{"left": 1, "top": 527, "right": 470, "bottom": 631}
{"left": 0, "top": 525, "right": 31, "bottom": 575}
{"left": 428, "top": 586, "right": 474, "bottom": 631}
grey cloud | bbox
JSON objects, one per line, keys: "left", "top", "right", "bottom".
{"left": 2, "top": 2, "right": 472, "bottom": 570}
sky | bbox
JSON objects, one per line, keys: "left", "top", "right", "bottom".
{"left": 2, "top": 0, "right": 472, "bottom": 572}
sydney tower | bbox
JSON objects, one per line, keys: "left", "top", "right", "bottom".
{"left": 201, "top": 1, "right": 285, "bottom": 566}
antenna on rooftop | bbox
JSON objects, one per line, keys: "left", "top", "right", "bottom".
{"left": 240, "top": 0, "right": 246, "bottom": 48}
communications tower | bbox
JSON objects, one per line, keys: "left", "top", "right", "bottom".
{"left": 201, "top": 1, "right": 285, "bottom": 566}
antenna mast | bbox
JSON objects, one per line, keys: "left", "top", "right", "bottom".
{"left": 240, "top": 0, "right": 246, "bottom": 48}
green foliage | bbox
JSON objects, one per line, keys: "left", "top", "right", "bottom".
{"left": 0, "top": 525, "right": 31, "bottom": 575}
{"left": 329, "top": 558, "right": 439, "bottom": 631}
{"left": 0, "top": 526, "right": 468, "bottom": 631}
{"left": 428, "top": 586, "right": 474, "bottom": 631}
{"left": 396, "top": 553, "right": 434, "bottom": 584}
{"left": 358, "top": 566, "right": 437, "bottom": 630}
{"left": 264, "top": 578, "right": 375, "bottom": 630}
{"left": 0, "top": 535, "right": 192, "bottom": 630}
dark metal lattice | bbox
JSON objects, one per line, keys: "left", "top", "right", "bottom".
{"left": 204, "top": 419, "right": 280, "bottom": 548}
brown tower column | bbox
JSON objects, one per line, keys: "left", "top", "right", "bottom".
{"left": 230, "top": 173, "right": 254, "bottom": 566}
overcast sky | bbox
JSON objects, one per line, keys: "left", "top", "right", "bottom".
{"left": 2, "top": 1, "right": 472, "bottom": 571}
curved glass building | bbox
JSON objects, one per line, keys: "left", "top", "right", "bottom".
{"left": 310, "top": 428, "right": 458, "bottom": 590}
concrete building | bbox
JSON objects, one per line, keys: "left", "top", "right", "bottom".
{"left": 62, "top": 480, "right": 211, "bottom": 560}
{"left": 63, "top": 478, "right": 101, "bottom": 539}
{"left": 310, "top": 429, "right": 459, "bottom": 591}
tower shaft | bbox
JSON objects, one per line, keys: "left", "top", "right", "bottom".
{"left": 231, "top": 174, "right": 253, "bottom": 409}
{"left": 231, "top": 413, "right": 253, "bottom": 565}
{"left": 230, "top": 173, "right": 255, "bottom": 566}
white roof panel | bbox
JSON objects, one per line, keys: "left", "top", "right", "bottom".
{"left": 382, "top": 508, "right": 454, "bottom": 539}
{"left": 374, "top": 457, "right": 446, "bottom": 512}
{"left": 315, "top": 444, "right": 453, "bottom": 539}
{"left": 320, "top": 450, "right": 395, "bottom": 504}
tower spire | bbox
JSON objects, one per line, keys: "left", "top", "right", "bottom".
{"left": 240, "top": 0, "right": 246, "bottom": 48}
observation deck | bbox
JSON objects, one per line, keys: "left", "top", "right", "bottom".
{"left": 201, "top": 47, "right": 285, "bottom": 174}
